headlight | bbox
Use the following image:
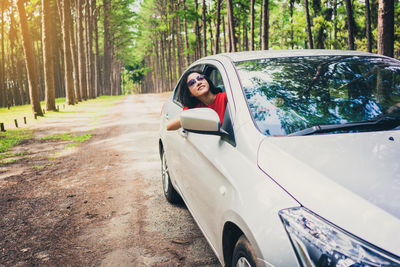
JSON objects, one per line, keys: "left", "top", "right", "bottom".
{"left": 279, "top": 207, "right": 400, "bottom": 267}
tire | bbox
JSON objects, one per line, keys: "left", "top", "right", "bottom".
{"left": 161, "top": 150, "right": 180, "bottom": 204}
{"left": 232, "top": 235, "right": 259, "bottom": 267}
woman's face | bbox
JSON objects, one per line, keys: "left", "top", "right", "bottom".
{"left": 187, "top": 72, "right": 210, "bottom": 98}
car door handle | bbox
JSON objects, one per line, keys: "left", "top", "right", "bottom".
{"left": 179, "top": 129, "right": 188, "bottom": 138}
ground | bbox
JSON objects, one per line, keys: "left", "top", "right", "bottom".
{"left": 0, "top": 94, "right": 219, "bottom": 266}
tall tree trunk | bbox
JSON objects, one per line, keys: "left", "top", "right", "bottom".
{"left": 154, "top": 40, "right": 161, "bottom": 91}
{"left": 160, "top": 34, "right": 167, "bottom": 91}
{"left": 53, "top": 0, "right": 64, "bottom": 99}
{"left": 94, "top": 2, "right": 102, "bottom": 96}
{"left": 182, "top": 0, "right": 190, "bottom": 66}
{"left": 261, "top": 0, "right": 269, "bottom": 50}
{"left": 222, "top": 15, "right": 227, "bottom": 52}
{"left": 194, "top": 0, "right": 201, "bottom": 59}
{"left": 209, "top": 17, "right": 214, "bottom": 53}
{"left": 377, "top": 0, "right": 394, "bottom": 57}
{"left": 304, "top": 0, "right": 313, "bottom": 49}
{"left": 214, "top": 0, "right": 221, "bottom": 54}
{"left": 0, "top": 5, "right": 5, "bottom": 107}
{"left": 290, "top": 0, "right": 294, "bottom": 49}
{"left": 365, "top": 0, "right": 372, "bottom": 52}
{"left": 103, "top": 0, "right": 111, "bottom": 94}
{"left": 345, "top": 0, "right": 356, "bottom": 50}
{"left": 201, "top": 0, "right": 207, "bottom": 56}
{"left": 250, "top": 0, "right": 255, "bottom": 50}
{"left": 62, "top": 0, "right": 75, "bottom": 104}
{"left": 77, "top": 0, "right": 88, "bottom": 99}
{"left": 42, "top": 0, "right": 56, "bottom": 110}
{"left": 17, "top": 0, "right": 43, "bottom": 116}
{"left": 69, "top": 3, "right": 81, "bottom": 103}
{"left": 333, "top": 0, "right": 337, "bottom": 49}
{"left": 176, "top": 2, "right": 183, "bottom": 75}
{"left": 171, "top": 16, "right": 177, "bottom": 85}
{"left": 86, "top": 0, "right": 94, "bottom": 98}
{"left": 227, "top": 0, "right": 236, "bottom": 52}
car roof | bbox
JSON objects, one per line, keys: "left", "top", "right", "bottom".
{"left": 202, "top": 49, "right": 385, "bottom": 63}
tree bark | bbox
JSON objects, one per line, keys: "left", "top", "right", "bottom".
{"left": 61, "top": 0, "right": 75, "bottom": 105}
{"left": 69, "top": 1, "right": 81, "bottom": 102}
{"left": 194, "top": 0, "right": 201, "bottom": 59}
{"left": 227, "top": 0, "right": 236, "bottom": 52}
{"left": 77, "top": 0, "right": 88, "bottom": 99}
{"left": 261, "top": 0, "right": 269, "bottom": 50}
{"left": 93, "top": 0, "right": 101, "bottom": 96}
{"left": 222, "top": 15, "right": 227, "bottom": 52}
{"left": 103, "top": 0, "right": 111, "bottom": 94}
{"left": 182, "top": 0, "right": 190, "bottom": 66}
{"left": 0, "top": 4, "right": 5, "bottom": 107}
{"left": 290, "top": 0, "right": 294, "bottom": 49}
{"left": 86, "top": 0, "right": 94, "bottom": 98}
{"left": 377, "top": 0, "right": 394, "bottom": 57}
{"left": 304, "top": 0, "right": 313, "bottom": 49}
{"left": 345, "top": 0, "right": 356, "bottom": 50}
{"left": 250, "top": 0, "right": 255, "bottom": 50}
{"left": 42, "top": 0, "right": 57, "bottom": 110}
{"left": 17, "top": 0, "right": 43, "bottom": 116}
{"left": 365, "top": 0, "right": 372, "bottom": 52}
{"left": 175, "top": 2, "right": 183, "bottom": 74}
{"left": 202, "top": 0, "right": 207, "bottom": 56}
{"left": 333, "top": 0, "right": 337, "bottom": 49}
{"left": 214, "top": 0, "right": 221, "bottom": 54}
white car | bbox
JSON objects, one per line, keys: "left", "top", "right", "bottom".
{"left": 158, "top": 50, "right": 400, "bottom": 267}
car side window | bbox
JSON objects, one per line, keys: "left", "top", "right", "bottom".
{"left": 204, "top": 65, "right": 235, "bottom": 146}
{"left": 205, "top": 66, "right": 225, "bottom": 93}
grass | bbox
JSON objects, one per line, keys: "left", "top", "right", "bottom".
{"left": 0, "top": 96, "right": 123, "bottom": 152}
{"left": 0, "top": 151, "right": 27, "bottom": 159}
{"left": 41, "top": 133, "right": 92, "bottom": 143}
{"left": 66, "top": 144, "right": 78, "bottom": 149}
{"left": 31, "top": 165, "right": 45, "bottom": 170}
{"left": 0, "top": 129, "right": 33, "bottom": 153}
{"left": 0, "top": 96, "right": 124, "bottom": 129}
{"left": 0, "top": 158, "right": 20, "bottom": 164}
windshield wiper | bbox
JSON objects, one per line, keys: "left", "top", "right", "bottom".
{"left": 289, "top": 115, "right": 400, "bottom": 136}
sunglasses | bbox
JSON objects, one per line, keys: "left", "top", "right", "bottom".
{"left": 187, "top": 75, "right": 205, "bottom": 88}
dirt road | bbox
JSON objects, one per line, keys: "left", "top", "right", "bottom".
{"left": 0, "top": 94, "right": 219, "bottom": 266}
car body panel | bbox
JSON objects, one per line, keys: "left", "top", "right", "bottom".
{"left": 258, "top": 130, "right": 400, "bottom": 256}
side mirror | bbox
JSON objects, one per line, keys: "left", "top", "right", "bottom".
{"left": 180, "top": 108, "right": 227, "bottom": 136}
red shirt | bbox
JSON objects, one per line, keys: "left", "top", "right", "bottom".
{"left": 183, "top": 92, "right": 228, "bottom": 123}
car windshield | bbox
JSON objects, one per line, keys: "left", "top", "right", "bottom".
{"left": 235, "top": 55, "right": 400, "bottom": 136}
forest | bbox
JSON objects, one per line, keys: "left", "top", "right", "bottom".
{"left": 0, "top": 0, "right": 399, "bottom": 113}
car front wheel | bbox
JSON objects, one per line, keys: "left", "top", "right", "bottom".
{"left": 161, "top": 150, "right": 180, "bottom": 203}
{"left": 232, "top": 235, "right": 258, "bottom": 267}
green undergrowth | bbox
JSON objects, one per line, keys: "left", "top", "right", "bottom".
{"left": 0, "top": 96, "right": 124, "bottom": 129}
{"left": 0, "top": 158, "right": 20, "bottom": 164}
{"left": 0, "top": 151, "right": 27, "bottom": 159}
{"left": 1, "top": 95, "right": 122, "bottom": 152}
{"left": 41, "top": 132, "right": 93, "bottom": 143}
{"left": 0, "top": 129, "right": 33, "bottom": 153}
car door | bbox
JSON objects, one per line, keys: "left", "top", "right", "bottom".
{"left": 163, "top": 65, "right": 204, "bottom": 194}
{"left": 178, "top": 63, "right": 237, "bottom": 250}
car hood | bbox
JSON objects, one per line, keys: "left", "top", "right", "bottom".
{"left": 257, "top": 130, "right": 400, "bottom": 256}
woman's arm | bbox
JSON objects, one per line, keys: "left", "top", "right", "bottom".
{"left": 166, "top": 117, "right": 181, "bottom": 131}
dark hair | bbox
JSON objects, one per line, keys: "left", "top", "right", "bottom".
{"left": 178, "top": 70, "right": 220, "bottom": 108}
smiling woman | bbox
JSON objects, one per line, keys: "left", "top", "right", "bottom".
{"left": 166, "top": 70, "right": 227, "bottom": 131}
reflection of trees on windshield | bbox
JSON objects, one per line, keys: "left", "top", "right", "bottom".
{"left": 236, "top": 56, "right": 400, "bottom": 135}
